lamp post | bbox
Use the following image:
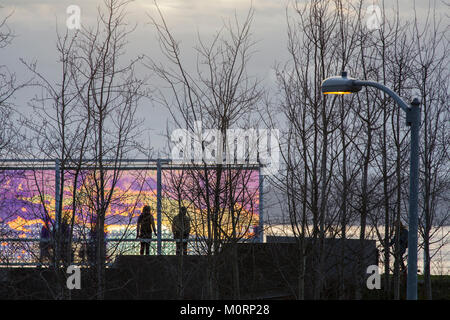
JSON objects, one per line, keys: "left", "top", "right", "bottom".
{"left": 321, "top": 71, "right": 421, "bottom": 300}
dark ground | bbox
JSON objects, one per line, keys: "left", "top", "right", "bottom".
{"left": 1, "top": 242, "right": 446, "bottom": 299}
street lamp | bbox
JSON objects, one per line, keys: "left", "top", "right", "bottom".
{"left": 322, "top": 71, "right": 421, "bottom": 300}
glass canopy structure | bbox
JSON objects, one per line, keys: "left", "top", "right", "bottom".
{"left": 0, "top": 159, "right": 264, "bottom": 266}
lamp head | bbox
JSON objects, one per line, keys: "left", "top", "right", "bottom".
{"left": 321, "top": 71, "right": 362, "bottom": 94}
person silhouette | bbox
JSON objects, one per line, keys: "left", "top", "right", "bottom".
{"left": 86, "top": 215, "right": 107, "bottom": 265}
{"left": 86, "top": 218, "right": 97, "bottom": 266}
{"left": 172, "top": 206, "right": 191, "bottom": 256}
{"left": 137, "top": 205, "right": 156, "bottom": 255}
{"left": 39, "top": 215, "right": 52, "bottom": 264}
{"left": 60, "top": 215, "right": 72, "bottom": 264}
{"left": 390, "top": 220, "right": 408, "bottom": 273}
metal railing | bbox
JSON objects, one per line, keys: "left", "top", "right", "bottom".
{"left": 0, "top": 235, "right": 260, "bottom": 267}
{"left": 0, "top": 158, "right": 265, "bottom": 266}
{"left": 0, "top": 237, "right": 211, "bottom": 267}
{"left": 0, "top": 158, "right": 265, "bottom": 250}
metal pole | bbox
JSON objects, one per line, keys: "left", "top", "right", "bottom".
{"left": 357, "top": 80, "right": 420, "bottom": 299}
{"left": 406, "top": 98, "right": 421, "bottom": 300}
{"left": 55, "top": 159, "right": 61, "bottom": 229}
{"left": 156, "top": 159, "right": 162, "bottom": 255}
{"left": 54, "top": 159, "right": 61, "bottom": 265}
{"left": 323, "top": 76, "right": 422, "bottom": 299}
{"left": 258, "top": 167, "right": 264, "bottom": 243}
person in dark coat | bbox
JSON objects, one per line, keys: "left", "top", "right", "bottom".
{"left": 172, "top": 206, "right": 191, "bottom": 256}
{"left": 86, "top": 216, "right": 106, "bottom": 265}
{"left": 136, "top": 205, "right": 156, "bottom": 255}
{"left": 59, "top": 215, "right": 73, "bottom": 264}
{"left": 39, "top": 215, "right": 52, "bottom": 263}
{"left": 390, "top": 220, "right": 408, "bottom": 272}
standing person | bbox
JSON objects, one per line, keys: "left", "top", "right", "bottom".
{"left": 390, "top": 220, "right": 409, "bottom": 273}
{"left": 39, "top": 215, "right": 52, "bottom": 264}
{"left": 87, "top": 218, "right": 97, "bottom": 266}
{"left": 136, "top": 205, "right": 156, "bottom": 255}
{"left": 86, "top": 216, "right": 107, "bottom": 266}
{"left": 172, "top": 206, "right": 191, "bottom": 256}
{"left": 60, "top": 215, "right": 72, "bottom": 264}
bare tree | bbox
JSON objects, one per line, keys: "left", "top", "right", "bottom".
{"left": 411, "top": 1, "right": 450, "bottom": 299}
{"left": 268, "top": 0, "right": 448, "bottom": 300}
{"left": 148, "top": 3, "right": 262, "bottom": 298}
{"left": 17, "top": 0, "right": 146, "bottom": 299}
{"left": 0, "top": 9, "right": 29, "bottom": 158}
{"left": 269, "top": 0, "right": 362, "bottom": 299}
{"left": 68, "top": 0, "right": 146, "bottom": 299}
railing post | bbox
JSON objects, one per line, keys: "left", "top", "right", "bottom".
{"left": 157, "top": 159, "right": 162, "bottom": 255}
{"left": 55, "top": 159, "right": 61, "bottom": 230}
{"left": 54, "top": 159, "right": 61, "bottom": 265}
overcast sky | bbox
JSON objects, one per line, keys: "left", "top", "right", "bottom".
{"left": 0, "top": 0, "right": 446, "bottom": 155}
